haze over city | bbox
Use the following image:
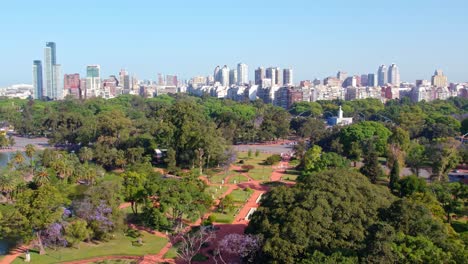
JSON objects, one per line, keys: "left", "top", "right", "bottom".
{"left": 1, "top": 0, "right": 468, "bottom": 86}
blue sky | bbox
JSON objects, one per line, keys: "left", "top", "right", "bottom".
{"left": 1, "top": 0, "right": 467, "bottom": 86}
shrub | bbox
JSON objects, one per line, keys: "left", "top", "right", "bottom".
{"left": 264, "top": 154, "right": 282, "bottom": 165}
{"left": 241, "top": 165, "right": 255, "bottom": 172}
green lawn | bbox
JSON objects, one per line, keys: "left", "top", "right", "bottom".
{"left": 163, "top": 246, "right": 178, "bottom": 259}
{"left": 248, "top": 166, "right": 274, "bottom": 181}
{"left": 230, "top": 188, "right": 254, "bottom": 203}
{"left": 226, "top": 174, "right": 250, "bottom": 184}
{"left": 211, "top": 211, "right": 236, "bottom": 224}
{"left": 205, "top": 186, "right": 229, "bottom": 200}
{"left": 282, "top": 169, "right": 301, "bottom": 182}
{"left": 12, "top": 232, "right": 167, "bottom": 264}
{"left": 208, "top": 172, "right": 230, "bottom": 184}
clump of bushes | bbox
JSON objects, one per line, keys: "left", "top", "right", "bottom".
{"left": 264, "top": 154, "right": 282, "bottom": 165}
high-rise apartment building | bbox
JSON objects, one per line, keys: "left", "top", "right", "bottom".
{"left": 44, "top": 42, "right": 59, "bottom": 99}
{"left": 432, "top": 70, "right": 448, "bottom": 88}
{"left": 255, "top": 67, "right": 265, "bottom": 85}
{"left": 32, "top": 60, "right": 43, "bottom": 99}
{"left": 360, "top": 74, "right": 368, "bottom": 87}
{"left": 64, "top": 73, "right": 81, "bottom": 98}
{"left": 378, "top": 65, "right": 388, "bottom": 86}
{"left": 53, "top": 65, "right": 63, "bottom": 99}
{"left": 388, "top": 64, "right": 400, "bottom": 87}
{"left": 367, "top": 73, "right": 377, "bottom": 87}
{"left": 283, "top": 68, "right": 294, "bottom": 86}
{"left": 337, "top": 71, "right": 348, "bottom": 81}
{"left": 214, "top": 66, "right": 221, "bottom": 83}
{"left": 237, "top": 63, "right": 248, "bottom": 85}
{"left": 166, "top": 75, "right": 178, "bottom": 86}
{"left": 220, "top": 65, "right": 229, "bottom": 86}
{"left": 86, "top": 65, "right": 101, "bottom": 98}
{"left": 120, "top": 69, "right": 130, "bottom": 90}
{"left": 266, "top": 67, "right": 277, "bottom": 86}
{"left": 229, "top": 69, "right": 237, "bottom": 86}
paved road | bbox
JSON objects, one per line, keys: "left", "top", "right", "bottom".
{"left": 234, "top": 143, "right": 293, "bottom": 154}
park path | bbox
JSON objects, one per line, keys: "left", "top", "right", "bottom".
{"left": 0, "top": 245, "right": 29, "bottom": 264}
{"left": 0, "top": 159, "right": 292, "bottom": 264}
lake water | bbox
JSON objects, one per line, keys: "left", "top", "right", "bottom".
{"left": 0, "top": 240, "right": 8, "bottom": 255}
{"left": 0, "top": 152, "right": 15, "bottom": 167}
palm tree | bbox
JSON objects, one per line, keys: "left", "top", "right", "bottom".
{"left": 13, "top": 151, "right": 25, "bottom": 167}
{"left": 0, "top": 170, "right": 18, "bottom": 202}
{"left": 34, "top": 168, "right": 50, "bottom": 186}
{"left": 78, "top": 147, "right": 94, "bottom": 164}
{"left": 25, "top": 144, "right": 36, "bottom": 167}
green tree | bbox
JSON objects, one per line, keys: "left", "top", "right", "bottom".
{"left": 64, "top": 219, "right": 91, "bottom": 248}
{"left": 78, "top": 147, "right": 94, "bottom": 164}
{"left": 219, "top": 194, "right": 235, "bottom": 213}
{"left": 431, "top": 182, "right": 467, "bottom": 224}
{"left": 13, "top": 185, "right": 66, "bottom": 254}
{"left": 398, "top": 176, "right": 427, "bottom": 197}
{"left": 165, "top": 148, "right": 177, "bottom": 174}
{"left": 389, "top": 159, "right": 400, "bottom": 193}
{"left": 339, "top": 121, "right": 392, "bottom": 156}
{"left": 246, "top": 169, "right": 394, "bottom": 263}
{"left": 427, "top": 138, "right": 461, "bottom": 181}
{"left": 24, "top": 144, "right": 36, "bottom": 168}
{"left": 122, "top": 171, "right": 147, "bottom": 214}
{"left": 405, "top": 142, "right": 425, "bottom": 177}
{"left": 360, "top": 141, "right": 383, "bottom": 184}
{"left": 302, "top": 145, "right": 322, "bottom": 173}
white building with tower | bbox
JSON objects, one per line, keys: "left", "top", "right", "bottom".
{"left": 327, "top": 106, "right": 353, "bottom": 126}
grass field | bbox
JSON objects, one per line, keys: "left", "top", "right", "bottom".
{"left": 237, "top": 152, "right": 275, "bottom": 181}
{"left": 12, "top": 232, "right": 167, "bottom": 264}
{"left": 230, "top": 188, "right": 254, "bottom": 203}
{"left": 226, "top": 173, "right": 250, "bottom": 184}
{"left": 205, "top": 186, "right": 229, "bottom": 200}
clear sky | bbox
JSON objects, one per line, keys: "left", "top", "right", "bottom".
{"left": 1, "top": 0, "right": 467, "bottom": 86}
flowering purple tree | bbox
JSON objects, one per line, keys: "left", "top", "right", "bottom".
{"left": 221, "top": 149, "right": 237, "bottom": 174}
{"left": 216, "top": 234, "right": 262, "bottom": 263}
{"left": 40, "top": 223, "right": 68, "bottom": 249}
{"left": 72, "top": 199, "right": 114, "bottom": 239}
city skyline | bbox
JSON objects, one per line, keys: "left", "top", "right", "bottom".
{"left": 1, "top": 0, "right": 468, "bottom": 86}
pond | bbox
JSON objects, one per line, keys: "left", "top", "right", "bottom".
{"left": 0, "top": 152, "right": 15, "bottom": 167}
{"left": 0, "top": 239, "right": 11, "bottom": 255}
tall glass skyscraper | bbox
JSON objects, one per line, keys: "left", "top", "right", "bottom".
{"left": 44, "top": 42, "right": 58, "bottom": 99}
{"left": 32, "top": 60, "right": 43, "bottom": 99}
{"left": 388, "top": 64, "right": 400, "bottom": 87}
{"left": 378, "top": 65, "right": 388, "bottom": 86}
{"left": 237, "top": 63, "right": 248, "bottom": 85}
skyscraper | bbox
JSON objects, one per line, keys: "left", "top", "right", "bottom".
{"left": 388, "top": 64, "right": 400, "bottom": 87}
{"left": 229, "top": 69, "right": 237, "bottom": 86}
{"left": 283, "top": 68, "right": 294, "bottom": 86}
{"left": 44, "top": 42, "right": 57, "bottom": 99}
{"left": 32, "top": 60, "right": 43, "bottom": 99}
{"left": 53, "top": 64, "right": 63, "bottom": 99}
{"left": 266, "top": 67, "right": 277, "bottom": 86}
{"left": 367, "top": 73, "right": 377, "bottom": 87}
{"left": 86, "top": 65, "right": 101, "bottom": 98}
{"left": 255, "top": 67, "right": 265, "bottom": 85}
{"left": 237, "top": 63, "right": 248, "bottom": 85}
{"left": 431, "top": 70, "right": 448, "bottom": 88}
{"left": 220, "top": 65, "right": 229, "bottom": 86}
{"left": 275, "top": 67, "right": 282, "bottom": 86}
{"left": 214, "top": 66, "right": 221, "bottom": 83}
{"left": 378, "top": 65, "right": 388, "bottom": 86}
{"left": 120, "top": 69, "right": 130, "bottom": 90}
